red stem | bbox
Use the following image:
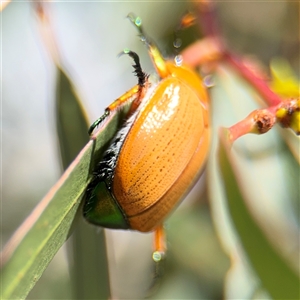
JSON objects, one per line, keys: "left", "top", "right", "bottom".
{"left": 223, "top": 52, "right": 283, "bottom": 106}
{"left": 195, "top": 0, "right": 283, "bottom": 107}
{"left": 195, "top": 1, "right": 221, "bottom": 39}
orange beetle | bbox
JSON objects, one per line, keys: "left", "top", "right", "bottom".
{"left": 83, "top": 14, "right": 210, "bottom": 258}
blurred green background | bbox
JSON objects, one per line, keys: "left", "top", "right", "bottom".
{"left": 2, "top": 1, "right": 299, "bottom": 299}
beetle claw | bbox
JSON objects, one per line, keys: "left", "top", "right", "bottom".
{"left": 127, "top": 13, "right": 151, "bottom": 47}
{"left": 88, "top": 109, "right": 110, "bottom": 135}
{"left": 127, "top": 13, "right": 142, "bottom": 31}
{"left": 118, "top": 49, "right": 147, "bottom": 87}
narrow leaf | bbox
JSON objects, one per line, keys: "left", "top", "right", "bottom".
{"left": 278, "top": 127, "right": 300, "bottom": 165}
{"left": 55, "top": 67, "right": 110, "bottom": 299}
{"left": 56, "top": 67, "right": 90, "bottom": 169}
{"left": 218, "top": 131, "right": 299, "bottom": 300}
{"left": 0, "top": 102, "right": 129, "bottom": 300}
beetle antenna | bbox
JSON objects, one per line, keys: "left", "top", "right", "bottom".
{"left": 127, "top": 13, "right": 151, "bottom": 47}
{"left": 127, "top": 13, "right": 168, "bottom": 79}
{"left": 119, "top": 49, "right": 147, "bottom": 87}
{"left": 173, "top": 11, "right": 196, "bottom": 54}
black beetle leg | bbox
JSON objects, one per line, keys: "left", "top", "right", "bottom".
{"left": 88, "top": 109, "right": 110, "bottom": 135}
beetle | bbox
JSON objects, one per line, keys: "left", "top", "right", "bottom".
{"left": 83, "top": 14, "right": 210, "bottom": 259}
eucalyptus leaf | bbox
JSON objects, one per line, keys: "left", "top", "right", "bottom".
{"left": 56, "top": 67, "right": 90, "bottom": 169}
{"left": 0, "top": 101, "right": 129, "bottom": 300}
{"left": 207, "top": 65, "right": 299, "bottom": 299}
{"left": 278, "top": 127, "right": 300, "bottom": 164}
{"left": 218, "top": 131, "right": 299, "bottom": 299}
{"left": 55, "top": 67, "right": 111, "bottom": 300}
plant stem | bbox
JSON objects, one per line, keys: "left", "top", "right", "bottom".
{"left": 194, "top": 0, "right": 284, "bottom": 107}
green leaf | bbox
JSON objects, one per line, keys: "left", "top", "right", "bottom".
{"left": 56, "top": 67, "right": 90, "bottom": 169}
{"left": 0, "top": 98, "right": 129, "bottom": 300}
{"left": 55, "top": 67, "right": 111, "bottom": 300}
{"left": 218, "top": 130, "right": 299, "bottom": 300}
{"left": 278, "top": 127, "right": 300, "bottom": 165}
{"left": 207, "top": 65, "right": 299, "bottom": 298}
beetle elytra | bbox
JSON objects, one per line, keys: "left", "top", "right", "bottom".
{"left": 83, "top": 14, "right": 210, "bottom": 258}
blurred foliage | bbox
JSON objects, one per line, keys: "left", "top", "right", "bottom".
{"left": 270, "top": 57, "right": 299, "bottom": 98}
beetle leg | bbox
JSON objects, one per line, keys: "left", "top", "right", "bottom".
{"left": 119, "top": 49, "right": 150, "bottom": 114}
{"left": 89, "top": 49, "right": 150, "bottom": 135}
{"left": 88, "top": 85, "right": 139, "bottom": 135}
{"left": 119, "top": 49, "right": 147, "bottom": 88}
{"left": 149, "top": 225, "right": 166, "bottom": 285}
{"left": 152, "top": 224, "right": 166, "bottom": 262}
{"left": 173, "top": 11, "right": 197, "bottom": 52}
